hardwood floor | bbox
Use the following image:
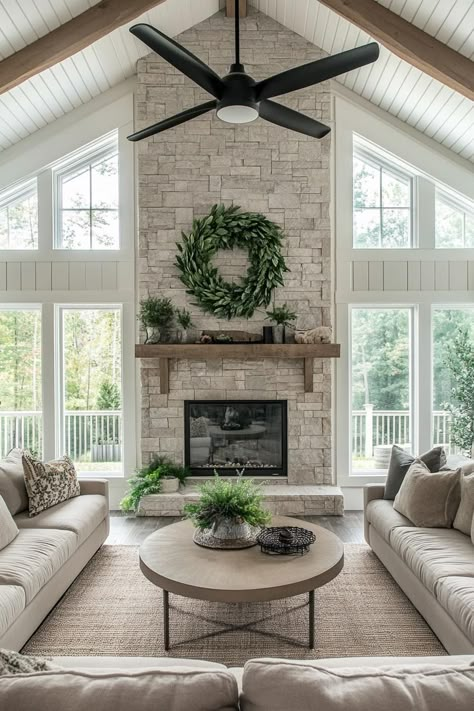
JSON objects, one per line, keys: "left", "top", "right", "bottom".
{"left": 106, "top": 511, "right": 365, "bottom": 545}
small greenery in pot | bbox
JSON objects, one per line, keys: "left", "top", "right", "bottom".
{"left": 265, "top": 303, "right": 297, "bottom": 344}
{"left": 120, "top": 456, "right": 189, "bottom": 513}
{"left": 176, "top": 308, "right": 194, "bottom": 344}
{"left": 139, "top": 296, "right": 175, "bottom": 344}
{"left": 184, "top": 473, "right": 271, "bottom": 542}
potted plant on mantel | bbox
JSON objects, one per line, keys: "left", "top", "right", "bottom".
{"left": 184, "top": 472, "right": 271, "bottom": 549}
{"left": 120, "top": 457, "right": 189, "bottom": 513}
{"left": 176, "top": 308, "right": 194, "bottom": 344}
{"left": 265, "top": 303, "right": 297, "bottom": 344}
{"left": 138, "top": 296, "right": 175, "bottom": 344}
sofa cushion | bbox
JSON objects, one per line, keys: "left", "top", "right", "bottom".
{"left": 453, "top": 472, "right": 474, "bottom": 536}
{"left": 0, "top": 648, "right": 60, "bottom": 675}
{"left": 22, "top": 453, "right": 81, "bottom": 517}
{"left": 436, "top": 576, "right": 474, "bottom": 645}
{"left": 365, "top": 499, "right": 414, "bottom": 544}
{"left": 0, "top": 449, "right": 28, "bottom": 516}
{"left": 0, "top": 585, "right": 26, "bottom": 638}
{"left": 0, "top": 495, "right": 19, "bottom": 550}
{"left": 384, "top": 445, "right": 447, "bottom": 500}
{"left": 390, "top": 527, "right": 474, "bottom": 596}
{"left": 241, "top": 658, "right": 474, "bottom": 711}
{"left": 0, "top": 667, "right": 239, "bottom": 711}
{"left": 393, "top": 460, "right": 461, "bottom": 527}
{"left": 0, "top": 529, "right": 77, "bottom": 604}
{"left": 15, "top": 495, "right": 107, "bottom": 546}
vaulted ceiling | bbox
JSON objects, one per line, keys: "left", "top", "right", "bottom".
{"left": 0, "top": 0, "right": 472, "bottom": 162}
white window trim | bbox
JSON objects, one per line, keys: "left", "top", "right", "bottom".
{"left": 0, "top": 177, "right": 38, "bottom": 251}
{"left": 53, "top": 135, "right": 119, "bottom": 251}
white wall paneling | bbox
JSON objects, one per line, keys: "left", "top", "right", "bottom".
{"left": 20, "top": 262, "right": 35, "bottom": 290}
{"left": 35, "top": 262, "right": 52, "bottom": 291}
{"left": 352, "top": 261, "right": 369, "bottom": 291}
{"left": 368, "top": 261, "right": 384, "bottom": 291}
{"left": 6, "top": 262, "right": 21, "bottom": 290}
{"left": 383, "top": 261, "right": 408, "bottom": 291}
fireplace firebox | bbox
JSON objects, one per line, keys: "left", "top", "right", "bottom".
{"left": 184, "top": 400, "right": 287, "bottom": 476}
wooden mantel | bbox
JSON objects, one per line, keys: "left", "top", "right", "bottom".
{"left": 135, "top": 343, "right": 341, "bottom": 394}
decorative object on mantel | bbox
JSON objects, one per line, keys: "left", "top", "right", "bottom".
{"left": 257, "top": 526, "right": 316, "bottom": 556}
{"left": 126, "top": 1, "right": 378, "bottom": 142}
{"left": 138, "top": 296, "right": 175, "bottom": 344}
{"left": 135, "top": 343, "right": 341, "bottom": 395}
{"left": 200, "top": 330, "right": 263, "bottom": 345}
{"left": 175, "top": 308, "right": 194, "bottom": 344}
{"left": 120, "top": 456, "right": 189, "bottom": 512}
{"left": 175, "top": 204, "right": 288, "bottom": 319}
{"left": 265, "top": 303, "right": 297, "bottom": 344}
{"left": 294, "top": 326, "right": 332, "bottom": 344}
{"left": 262, "top": 326, "right": 274, "bottom": 343}
{"left": 184, "top": 472, "right": 271, "bottom": 550}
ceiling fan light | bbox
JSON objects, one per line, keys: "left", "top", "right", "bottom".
{"left": 216, "top": 103, "right": 259, "bottom": 124}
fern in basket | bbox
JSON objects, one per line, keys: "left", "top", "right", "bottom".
{"left": 183, "top": 473, "right": 271, "bottom": 530}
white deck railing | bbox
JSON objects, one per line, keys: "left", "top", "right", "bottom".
{"left": 352, "top": 407, "right": 451, "bottom": 458}
{"left": 0, "top": 411, "right": 122, "bottom": 462}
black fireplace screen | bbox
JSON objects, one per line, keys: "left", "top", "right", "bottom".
{"left": 184, "top": 400, "right": 287, "bottom": 476}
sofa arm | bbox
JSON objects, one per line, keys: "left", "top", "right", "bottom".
{"left": 80, "top": 479, "right": 109, "bottom": 509}
{"left": 363, "top": 484, "right": 385, "bottom": 545}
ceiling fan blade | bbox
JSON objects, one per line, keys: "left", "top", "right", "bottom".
{"left": 130, "top": 23, "right": 224, "bottom": 99}
{"left": 255, "top": 43, "right": 380, "bottom": 101}
{"left": 259, "top": 100, "right": 330, "bottom": 139}
{"left": 127, "top": 101, "right": 217, "bottom": 142}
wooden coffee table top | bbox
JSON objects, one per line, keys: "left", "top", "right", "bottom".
{"left": 139, "top": 516, "right": 344, "bottom": 603}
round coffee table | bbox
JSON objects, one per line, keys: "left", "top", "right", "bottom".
{"left": 139, "top": 515, "right": 344, "bottom": 650}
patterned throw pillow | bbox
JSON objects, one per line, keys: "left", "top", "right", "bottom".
{"left": 190, "top": 416, "right": 209, "bottom": 438}
{"left": 0, "top": 648, "right": 60, "bottom": 676}
{"left": 22, "top": 453, "right": 80, "bottom": 517}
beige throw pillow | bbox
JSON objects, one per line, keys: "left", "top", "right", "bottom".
{"left": 22, "top": 453, "right": 80, "bottom": 517}
{"left": 453, "top": 472, "right": 474, "bottom": 536}
{"left": 0, "top": 495, "right": 19, "bottom": 550}
{"left": 0, "top": 448, "right": 29, "bottom": 515}
{"left": 393, "top": 460, "right": 461, "bottom": 528}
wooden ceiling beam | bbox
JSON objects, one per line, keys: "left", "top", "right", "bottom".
{"left": 317, "top": 0, "right": 474, "bottom": 100}
{"left": 0, "top": 0, "right": 167, "bottom": 96}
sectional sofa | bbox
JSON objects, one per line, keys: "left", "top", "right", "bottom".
{"left": 364, "top": 482, "right": 474, "bottom": 654}
{"left": 0, "top": 450, "right": 109, "bottom": 651}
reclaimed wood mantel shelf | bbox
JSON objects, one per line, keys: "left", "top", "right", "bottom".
{"left": 135, "top": 343, "right": 341, "bottom": 395}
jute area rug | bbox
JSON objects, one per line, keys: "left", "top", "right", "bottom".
{"left": 23, "top": 544, "right": 446, "bottom": 665}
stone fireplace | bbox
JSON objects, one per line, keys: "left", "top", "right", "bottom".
{"left": 136, "top": 8, "right": 342, "bottom": 515}
{"left": 184, "top": 400, "right": 287, "bottom": 476}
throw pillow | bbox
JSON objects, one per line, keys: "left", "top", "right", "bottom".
{"left": 190, "top": 416, "right": 209, "bottom": 438}
{"left": 0, "top": 496, "right": 19, "bottom": 550}
{"left": 0, "top": 648, "right": 59, "bottom": 676}
{"left": 393, "top": 459, "right": 461, "bottom": 527}
{"left": 0, "top": 448, "right": 29, "bottom": 515}
{"left": 453, "top": 472, "right": 474, "bottom": 536}
{"left": 22, "top": 453, "right": 80, "bottom": 517}
{"left": 384, "top": 445, "right": 447, "bottom": 500}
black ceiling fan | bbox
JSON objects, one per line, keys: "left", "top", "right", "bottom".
{"left": 127, "top": 1, "right": 379, "bottom": 142}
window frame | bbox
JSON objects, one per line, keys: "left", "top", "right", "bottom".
{"left": 0, "top": 178, "right": 38, "bottom": 251}
{"left": 53, "top": 136, "right": 119, "bottom": 251}
{"left": 347, "top": 303, "right": 417, "bottom": 477}
{"left": 435, "top": 188, "right": 474, "bottom": 249}
{"left": 353, "top": 142, "right": 415, "bottom": 250}
{"left": 55, "top": 303, "right": 124, "bottom": 477}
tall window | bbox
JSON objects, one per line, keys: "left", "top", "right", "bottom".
{"left": 432, "top": 307, "right": 474, "bottom": 453}
{"left": 435, "top": 190, "right": 474, "bottom": 248}
{"left": 0, "top": 309, "right": 42, "bottom": 458}
{"left": 353, "top": 145, "right": 412, "bottom": 249}
{"left": 54, "top": 135, "right": 119, "bottom": 250}
{"left": 60, "top": 307, "right": 122, "bottom": 472}
{"left": 0, "top": 179, "right": 38, "bottom": 249}
{"left": 351, "top": 308, "right": 413, "bottom": 471}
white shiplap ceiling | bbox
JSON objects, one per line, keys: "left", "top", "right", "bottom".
{"left": 0, "top": 0, "right": 472, "bottom": 161}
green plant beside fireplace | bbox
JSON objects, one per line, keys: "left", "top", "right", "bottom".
{"left": 120, "top": 457, "right": 189, "bottom": 512}
{"left": 183, "top": 473, "right": 271, "bottom": 530}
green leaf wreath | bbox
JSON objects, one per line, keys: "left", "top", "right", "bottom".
{"left": 175, "top": 204, "right": 289, "bottom": 319}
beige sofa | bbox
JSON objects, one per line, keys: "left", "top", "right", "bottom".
{"left": 1, "top": 654, "right": 473, "bottom": 710}
{"left": 364, "top": 483, "right": 474, "bottom": 654}
{"left": 0, "top": 471, "right": 109, "bottom": 651}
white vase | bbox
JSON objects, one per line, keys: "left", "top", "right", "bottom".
{"left": 160, "top": 477, "right": 180, "bottom": 493}
{"left": 145, "top": 326, "right": 160, "bottom": 344}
